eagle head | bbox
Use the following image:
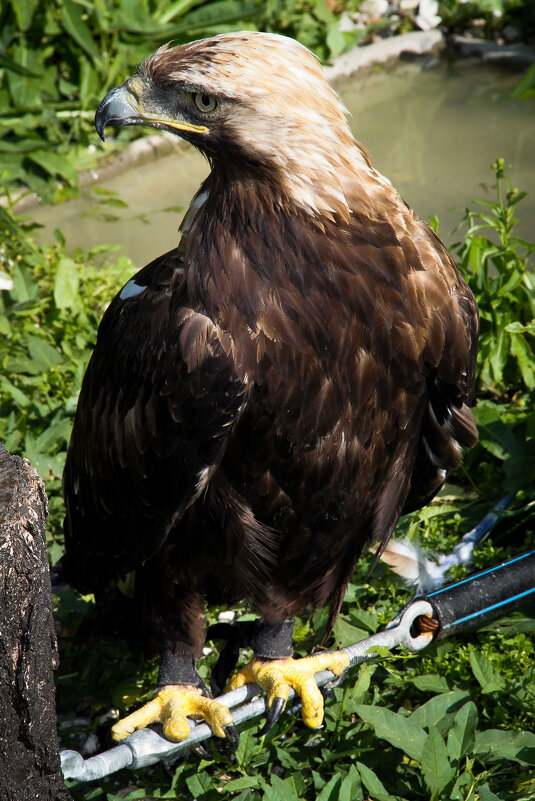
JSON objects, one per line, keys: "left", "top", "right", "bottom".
{"left": 95, "top": 32, "right": 369, "bottom": 216}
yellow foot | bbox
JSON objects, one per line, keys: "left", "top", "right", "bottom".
{"left": 225, "top": 651, "right": 349, "bottom": 730}
{"left": 111, "top": 684, "right": 234, "bottom": 742}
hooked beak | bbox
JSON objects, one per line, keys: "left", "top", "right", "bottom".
{"left": 95, "top": 82, "right": 143, "bottom": 141}
{"left": 95, "top": 79, "right": 209, "bottom": 141}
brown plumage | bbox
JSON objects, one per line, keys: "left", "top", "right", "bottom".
{"left": 63, "top": 31, "right": 478, "bottom": 738}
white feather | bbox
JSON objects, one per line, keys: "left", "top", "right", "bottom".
{"left": 371, "top": 538, "right": 449, "bottom": 593}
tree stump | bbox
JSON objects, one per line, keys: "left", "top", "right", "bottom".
{"left": 0, "top": 444, "right": 72, "bottom": 801}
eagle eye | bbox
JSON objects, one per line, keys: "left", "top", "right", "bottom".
{"left": 192, "top": 93, "right": 218, "bottom": 113}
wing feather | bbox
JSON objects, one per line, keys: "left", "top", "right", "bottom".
{"left": 63, "top": 248, "right": 249, "bottom": 593}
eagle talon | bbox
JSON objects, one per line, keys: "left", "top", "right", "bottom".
{"left": 260, "top": 696, "right": 286, "bottom": 735}
{"left": 223, "top": 722, "right": 240, "bottom": 749}
{"left": 111, "top": 684, "right": 234, "bottom": 743}
{"left": 225, "top": 651, "right": 350, "bottom": 732}
{"left": 194, "top": 721, "right": 239, "bottom": 758}
{"left": 322, "top": 667, "right": 349, "bottom": 694}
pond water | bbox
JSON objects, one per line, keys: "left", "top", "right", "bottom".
{"left": 32, "top": 58, "right": 535, "bottom": 266}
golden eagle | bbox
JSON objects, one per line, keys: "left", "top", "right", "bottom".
{"left": 63, "top": 31, "right": 478, "bottom": 743}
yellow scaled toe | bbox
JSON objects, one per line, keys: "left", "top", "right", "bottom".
{"left": 225, "top": 651, "right": 349, "bottom": 729}
{"left": 111, "top": 685, "right": 234, "bottom": 742}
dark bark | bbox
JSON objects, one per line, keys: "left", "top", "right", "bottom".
{"left": 0, "top": 444, "right": 72, "bottom": 801}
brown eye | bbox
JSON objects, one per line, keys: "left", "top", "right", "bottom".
{"left": 192, "top": 93, "right": 218, "bottom": 113}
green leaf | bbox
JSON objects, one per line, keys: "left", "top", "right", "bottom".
{"left": 166, "top": 0, "right": 263, "bottom": 36}
{"left": 474, "top": 729, "right": 535, "bottom": 765}
{"left": 355, "top": 762, "right": 391, "bottom": 801}
{"left": 6, "top": 354, "right": 42, "bottom": 376}
{"left": 0, "top": 311, "right": 11, "bottom": 336}
{"left": 24, "top": 432, "right": 65, "bottom": 479}
{"left": 0, "top": 52, "right": 41, "bottom": 77}
{"left": 411, "top": 502, "right": 458, "bottom": 522}
{"left": 510, "top": 332, "right": 535, "bottom": 390}
{"left": 12, "top": 262, "right": 38, "bottom": 303}
{"left": 410, "top": 674, "right": 450, "bottom": 693}
{"left": 60, "top": 0, "right": 102, "bottom": 64}
{"left": 421, "top": 726, "right": 455, "bottom": 795}
{"left": 332, "top": 615, "right": 368, "bottom": 648}
{"left": 349, "top": 608, "right": 378, "bottom": 632}
{"left": 510, "top": 61, "right": 535, "bottom": 100}
{"left": 447, "top": 701, "right": 477, "bottom": 762}
{"left": 54, "top": 258, "right": 79, "bottom": 309}
{"left": 339, "top": 767, "right": 361, "bottom": 801}
{"left": 505, "top": 321, "right": 535, "bottom": 334}
{"left": 26, "top": 335, "right": 63, "bottom": 371}
{"left": 97, "top": 197, "right": 129, "bottom": 208}
{"left": 10, "top": 0, "right": 40, "bottom": 30}
{"left": 35, "top": 418, "right": 73, "bottom": 451}
{"left": 469, "top": 650, "right": 505, "bottom": 693}
{"left": 0, "top": 377, "right": 30, "bottom": 407}
{"left": 410, "top": 691, "right": 470, "bottom": 733}
{"left": 28, "top": 151, "right": 78, "bottom": 187}
{"left": 6, "top": 43, "right": 43, "bottom": 108}
{"left": 488, "top": 326, "right": 507, "bottom": 386}
{"left": 478, "top": 785, "right": 502, "bottom": 801}
{"left": 262, "top": 775, "right": 300, "bottom": 801}
{"left": 0, "top": 205, "right": 24, "bottom": 237}
{"left": 354, "top": 704, "right": 427, "bottom": 762}
{"left": 475, "top": 411, "right": 525, "bottom": 461}
{"left": 347, "top": 662, "right": 375, "bottom": 707}
{"left": 185, "top": 771, "right": 214, "bottom": 797}
{"left": 222, "top": 776, "right": 259, "bottom": 792}
{"left": 157, "top": 0, "right": 202, "bottom": 25}
{"left": 326, "top": 23, "right": 346, "bottom": 59}
{"left": 316, "top": 774, "right": 341, "bottom": 801}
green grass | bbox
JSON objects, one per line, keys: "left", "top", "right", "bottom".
{"left": 1, "top": 162, "right": 534, "bottom": 799}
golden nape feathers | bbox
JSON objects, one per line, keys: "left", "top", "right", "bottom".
{"left": 98, "top": 31, "right": 396, "bottom": 219}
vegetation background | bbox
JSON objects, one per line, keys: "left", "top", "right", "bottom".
{"left": 1, "top": 1, "right": 535, "bottom": 799}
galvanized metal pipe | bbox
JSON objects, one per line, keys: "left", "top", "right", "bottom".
{"left": 61, "top": 599, "right": 434, "bottom": 781}
{"left": 59, "top": 496, "right": 513, "bottom": 783}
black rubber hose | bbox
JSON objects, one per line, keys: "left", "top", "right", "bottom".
{"left": 418, "top": 549, "right": 535, "bottom": 639}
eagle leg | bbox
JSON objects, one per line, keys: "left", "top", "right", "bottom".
{"left": 111, "top": 684, "right": 236, "bottom": 742}
{"left": 112, "top": 649, "right": 237, "bottom": 744}
{"left": 224, "top": 619, "right": 349, "bottom": 732}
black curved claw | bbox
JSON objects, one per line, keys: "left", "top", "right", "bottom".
{"left": 192, "top": 741, "right": 214, "bottom": 760}
{"left": 208, "top": 723, "right": 239, "bottom": 760}
{"left": 193, "top": 723, "right": 239, "bottom": 761}
{"left": 322, "top": 668, "right": 348, "bottom": 696}
{"left": 259, "top": 697, "right": 286, "bottom": 736}
{"left": 223, "top": 722, "right": 240, "bottom": 750}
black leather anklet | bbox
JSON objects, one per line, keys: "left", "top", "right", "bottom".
{"left": 157, "top": 649, "right": 204, "bottom": 689}
{"left": 250, "top": 619, "right": 294, "bottom": 659}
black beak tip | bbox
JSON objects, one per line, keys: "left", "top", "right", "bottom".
{"left": 94, "top": 82, "right": 136, "bottom": 143}
{"left": 94, "top": 101, "right": 108, "bottom": 142}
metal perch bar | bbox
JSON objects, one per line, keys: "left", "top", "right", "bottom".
{"left": 60, "top": 599, "right": 434, "bottom": 781}
{"left": 59, "top": 495, "right": 517, "bottom": 784}
{"left": 438, "top": 494, "right": 510, "bottom": 572}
